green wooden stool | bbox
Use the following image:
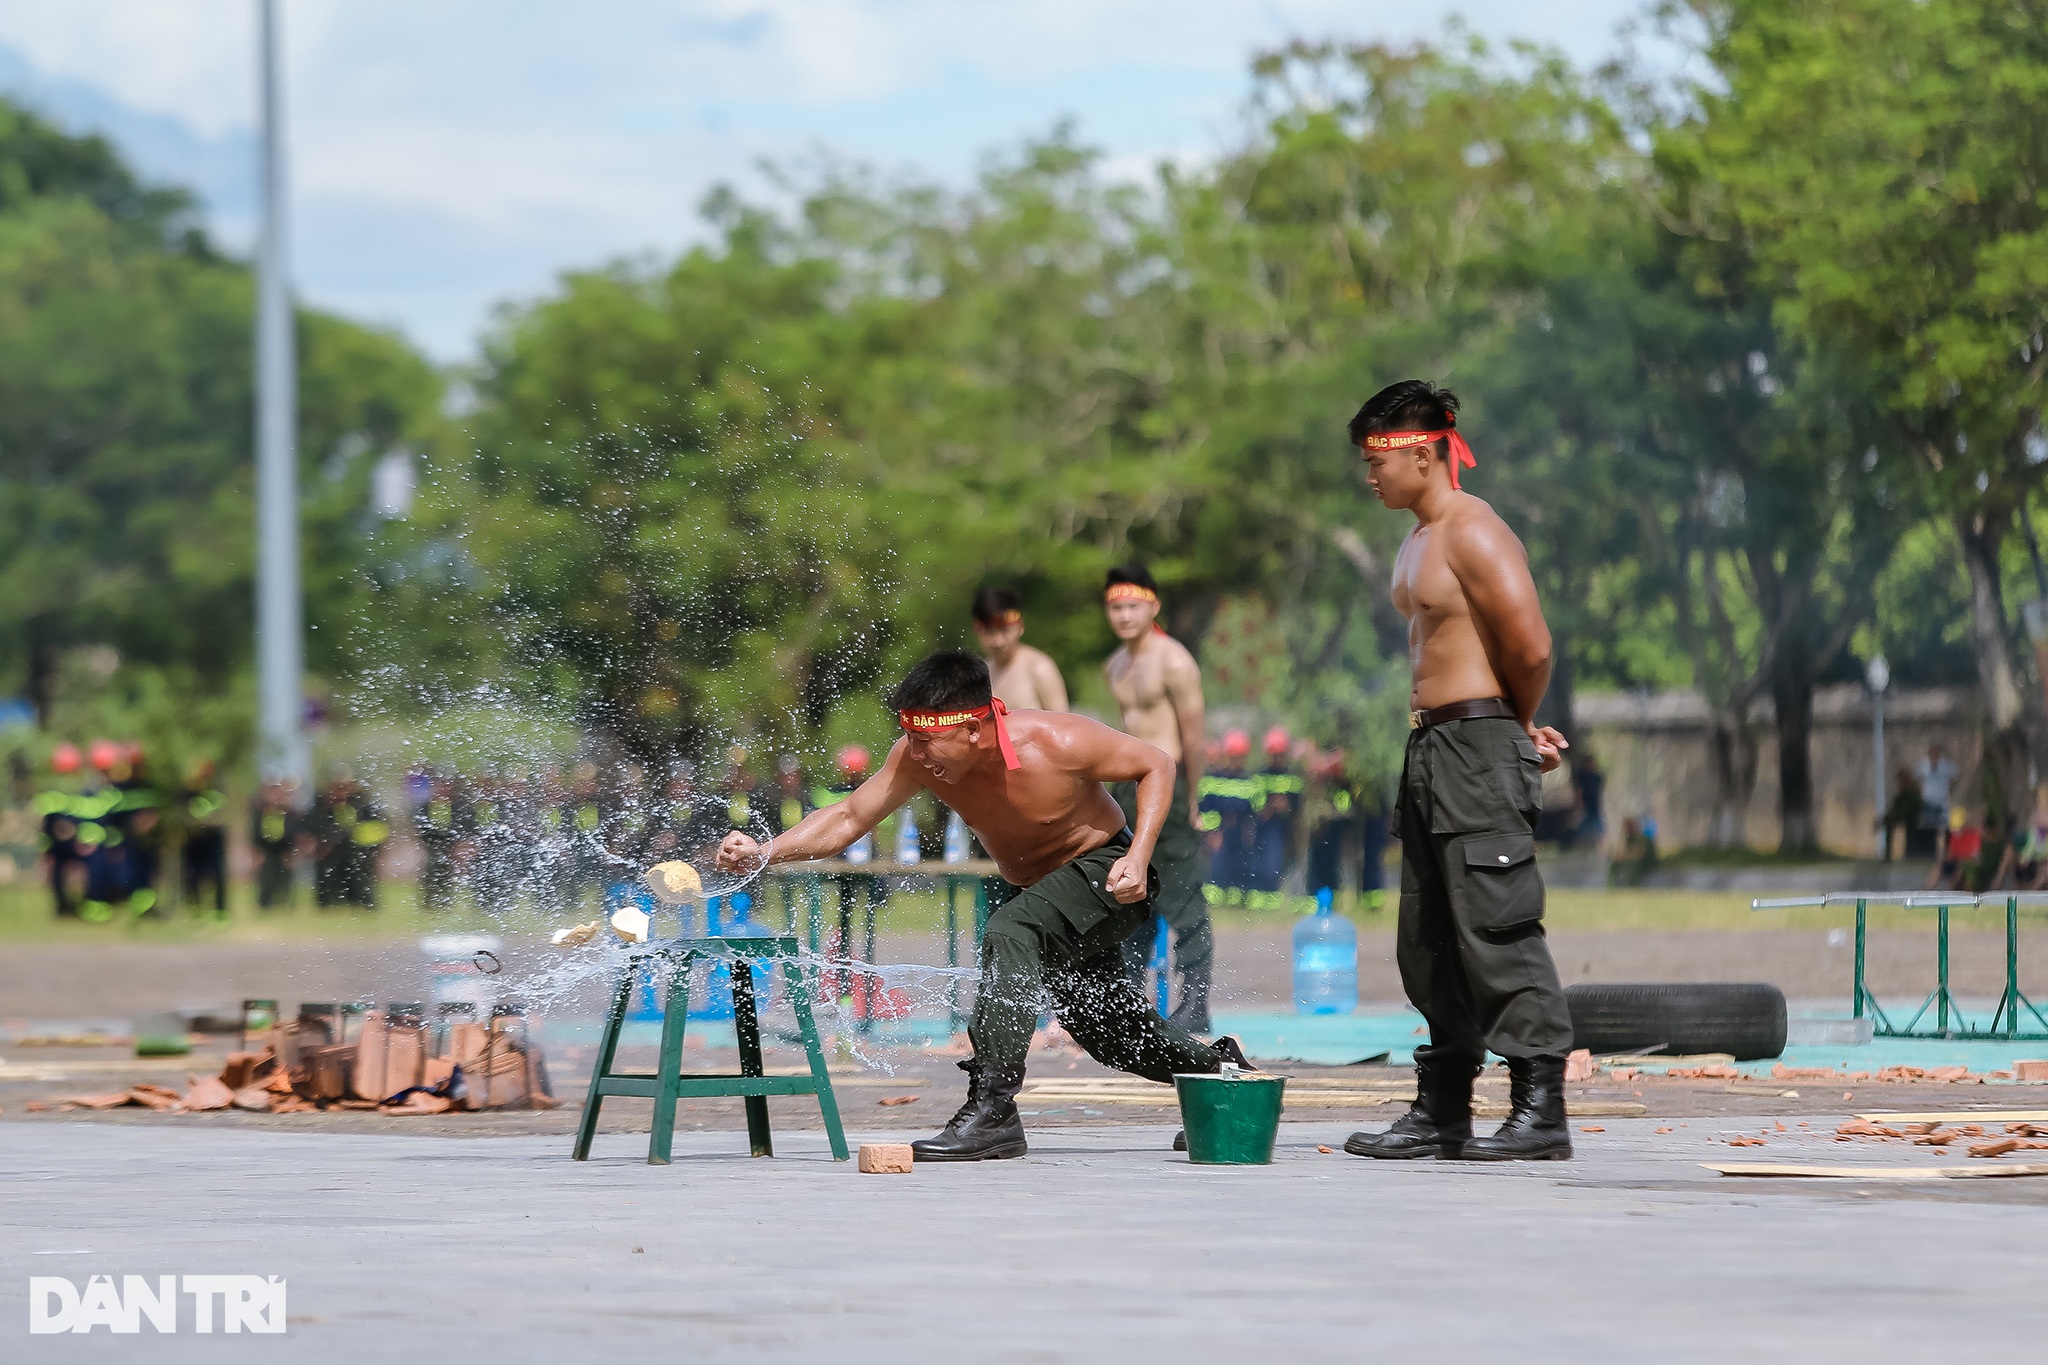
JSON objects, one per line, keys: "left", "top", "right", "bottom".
{"left": 571, "top": 935, "right": 849, "bottom": 1165}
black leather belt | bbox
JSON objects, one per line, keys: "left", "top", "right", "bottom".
{"left": 1408, "top": 697, "right": 1514, "bottom": 730}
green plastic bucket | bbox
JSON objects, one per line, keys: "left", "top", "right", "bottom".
{"left": 1173, "top": 1071, "right": 1286, "bottom": 1165}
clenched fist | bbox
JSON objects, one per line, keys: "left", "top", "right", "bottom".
{"left": 1104, "top": 853, "right": 1148, "bottom": 904}
{"left": 717, "top": 831, "right": 766, "bottom": 875}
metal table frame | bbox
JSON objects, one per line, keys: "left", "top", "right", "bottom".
{"left": 761, "top": 860, "right": 1001, "bottom": 1034}
{"left": 1752, "top": 892, "right": 2048, "bottom": 1040}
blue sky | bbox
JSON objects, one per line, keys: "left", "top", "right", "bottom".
{"left": 0, "top": 1, "right": 1665, "bottom": 361}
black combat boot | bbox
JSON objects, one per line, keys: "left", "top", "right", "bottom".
{"left": 911, "top": 1058, "right": 1029, "bottom": 1162}
{"left": 1344, "top": 1047, "right": 1480, "bottom": 1159}
{"left": 1460, "top": 1054, "right": 1572, "bottom": 1161}
{"left": 1172, "top": 1036, "right": 1255, "bottom": 1151}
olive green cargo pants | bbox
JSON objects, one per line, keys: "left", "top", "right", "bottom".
{"left": 1392, "top": 717, "right": 1575, "bottom": 1061}
{"left": 1112, "top": 780, "right": 1214, "bottom": 1028}
{"left": 969, "top": 831, "right": 1223, "bottom": 1081}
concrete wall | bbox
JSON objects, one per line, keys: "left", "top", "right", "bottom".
{"left": 1572, "top": 685, "right": 1986, "bottom": 855}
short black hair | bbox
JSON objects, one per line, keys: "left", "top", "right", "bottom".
{"left": 1104, "top": 563, "right": 1158, "bottom": 595}
{"left": 971, "top": 586, "right": 1023, "bottom": 625}
{"left": 885, "top": 650, "right": 993, "bottom": 712}
{"left": 1348, "top": 380, "right": 1459, "bottom": 445}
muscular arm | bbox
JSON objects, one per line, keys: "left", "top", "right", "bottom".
{"left": 1163, "top": 649, "right": 1206, "bottom": 818}
{"left": 1446, "top": 515, "right": 1553, "bottom": 728}
{"left": 1058, "top": 717, "right": 1176, "bottom": 870}
{"left": 757, "top": 742, "right": 922, "bottom": 865}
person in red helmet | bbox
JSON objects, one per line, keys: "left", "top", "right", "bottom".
{"left": 1101, "top": 564, "right": 1214, "bottom": 1031}
{"left": 1199, "top": 729, "right": 1260, "bottom": 901}
{"left": 1252, "top": 727, "right": 1304, "bottom": 905}
{"left": 36, "top": 746, "right": 91, "bottom": 917}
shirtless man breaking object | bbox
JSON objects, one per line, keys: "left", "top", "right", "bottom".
{"left": 718, "top": 650, "right": 1246, "bottom": 1161}
{"left": 1344, "top": 380, "right": 1577, "bottom": 1163}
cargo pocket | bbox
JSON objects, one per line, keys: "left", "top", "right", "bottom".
{"left": 1454, "top": 832, "right": 1543, "bottom": 931}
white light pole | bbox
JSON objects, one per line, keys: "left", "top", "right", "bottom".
{"left": 254, "top": 0, "right": 309, "bottom": 798}
{"left": 1867, "top": 653, "right": 1890, "bottom": 859}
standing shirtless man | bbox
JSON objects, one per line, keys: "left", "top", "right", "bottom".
{"left": 971, "top": 587, "right": 1068, "bottom": 712}
{"left": 717, "top": 650, "right": 1244, "bottom": 1161}
{"left": 1343, "top": 380, "right": 1577, "bottom": 1163}
{"left": 1101, "top": 564, "right": 1213, "bottom": 1030}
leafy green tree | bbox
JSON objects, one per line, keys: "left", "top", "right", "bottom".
{"left": 1695, "top": 0, "right": 2048, "bottom": 818}
{"left": 0, "top": 99, "right": 446, "bottom": 777}
{"left": 450, "top": 205, "right": 895, "bottom": 767}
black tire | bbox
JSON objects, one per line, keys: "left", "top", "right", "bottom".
{"left": 1565, "top": 982, "right": 1787, "bottom": 1061}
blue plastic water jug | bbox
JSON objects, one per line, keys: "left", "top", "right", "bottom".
{"left": 1292, "top": 888, "right": 1358, "bottom": 1014}
{"left": 895, "top": 810, "right": 921, "bottom": 865}
{"left": 943, "top": 811, "right": 971, "bottom": 864}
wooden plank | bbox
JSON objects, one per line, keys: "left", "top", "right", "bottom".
{"left": 1705, "top": 1162, "right": 2048, "bottom": 1180}
{"left": 1854, "top": 1110, "right": 2048, "bottom": 1124}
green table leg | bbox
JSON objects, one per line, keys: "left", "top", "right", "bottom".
{"left": 836, "top": 877, "right": 856, "bottom": 1002}
{"left": 1938, "top": 905, "right": 1952, "bottom": 1036}
{"left": 571, "top": 964, "right": 636, "bottom": 1160}
{"left": 732, "top": 960, "right": 773, "bottom": 1157}
{"left": 648, "top": 953, "right": 693, "bottom": 1165}
{"left": 946, "top": 877, "right": 961, "bottom": 1035}
{"left": 1853, "top": 898, "right": 1866, "bottom": 1021}
{"left": 2001, "top": 896, "right": 2021, "bottom": 1038}
{"left": 860, "top": 878, "right": 879, "bottom": 1037}
{"left": 786, "top": 958, "right": 849, "bottom": 1161}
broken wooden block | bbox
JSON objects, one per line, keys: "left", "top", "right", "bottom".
{"left": 609, "top": 905, "right": 652, "bottom": 944}
{"left": 645, "top": 860, "right": 704, "bottom": 904}
{"left": 858, "top": 1143, "right": 915, "bottom": 1173}
{"left": 1564, "top": 1049, "right": 1596, "bottom": 1082}
{"left": 2016, "top": 1060, "right": 2048, "bottom": 1082}
{"left": 551, "top": 920, "right": 601, "bottom": 949}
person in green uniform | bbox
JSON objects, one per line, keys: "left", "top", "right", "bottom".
{"left": 250, "top": 780, "right": 300, "bottom": 909}
{"left": 1345, "top": 379, "right": 1576, "bottom": 1163}
{"left": 416, "top": 772, "right": 465, "bottom": 912}
{"left": 716, "top": 650, "right": 1247, "bottom": 1161}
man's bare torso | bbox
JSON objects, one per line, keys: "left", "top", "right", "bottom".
{"left": 987, "top": 644, "right": 1062, "bottom": 712}
{"left": 1391, "top": 497, "right": 1516, "bottom": 709}
{"left": 1105, "top": 636, "right": 1195, "bottom": 761}
{"left": 901, "top": 712, "right": 1126, "bottom": 886}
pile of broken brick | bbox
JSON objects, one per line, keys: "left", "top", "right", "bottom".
{"left": 31, "top": 1007, "right": 558, "bottom": 1118}
{"left": 1831, "top": 1118, "right": 2048, "bottom": 1159}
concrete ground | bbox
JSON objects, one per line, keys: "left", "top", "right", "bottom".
{"left": 7, "top": 1115, "right": 2046, "bottom": 1363}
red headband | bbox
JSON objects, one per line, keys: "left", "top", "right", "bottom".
{"left": 1105, "top": 581, "right": 1168, "bottom": 635}
{"left": 1360, "top": 419, "right": 1478, "bottom": 490}
{"left": 898, "top": 698, "right": 1021, "bottom": 770}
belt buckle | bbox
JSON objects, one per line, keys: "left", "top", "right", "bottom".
{"left": 1408, "top": 709, "right": 1425, "bottom": 730}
